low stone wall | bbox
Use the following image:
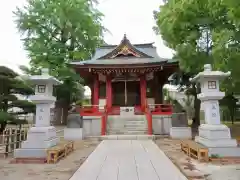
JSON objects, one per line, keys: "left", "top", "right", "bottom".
{"left": 152, "top": 115, "right": 172, "bottom": 135}
{"left": 171, "top": 113, "right": 188, "bottom": 127}
{"left": 82, "top": 116, "right": 101, "bottom": 137}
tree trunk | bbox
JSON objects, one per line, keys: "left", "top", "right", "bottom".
{"left": 192, "top": 96, "right": 201, "bottom": 128}
{"left": 191, "top": 84, "right": 201, "bottom": 130}
{"left": 53, "top": 101, "right": 69, "bottom": 125}
{"left": 0, "top": 121, "right": 7, "bottom": 134}
{"left": 61, "top": 103, "right": 69, "bottom": 125}
{"left": 230, "top": 107, "right": 235, "bottom": 125}
{"left": 53, "top": 101, "right": 63, "bottom": 125}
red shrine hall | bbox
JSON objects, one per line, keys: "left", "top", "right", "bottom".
{"left": 71, "top": 34, "right": 178, "bottom": 135}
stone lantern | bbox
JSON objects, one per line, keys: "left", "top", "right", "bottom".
{"left": 14, "top": 68, "right": 62, "bottom": 159}
{"left": 192, "top": 64, "right": 240, "bottom": 157}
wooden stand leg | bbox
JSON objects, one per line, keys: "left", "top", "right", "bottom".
{"left": 54, "top": 152, "right": 58, "bottom": 163}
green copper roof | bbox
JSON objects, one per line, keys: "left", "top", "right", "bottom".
{"left": 71, "top": 57, "right": 176, "bottom": 65}
{"left": 70, "top": 34, "right": 177, "bottom": 66}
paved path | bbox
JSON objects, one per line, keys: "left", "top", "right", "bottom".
{"left": 70, "top": 140, "right": 187, "bottom": 180}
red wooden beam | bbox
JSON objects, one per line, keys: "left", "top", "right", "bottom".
{"left": 106, "top": 75, "right": 112, "bottom": 110}
{"left": 140, "top": 75, "right": 146, "bottom": 111}
{"left": 93, "top": 74, "right": 99, "bottom": 107}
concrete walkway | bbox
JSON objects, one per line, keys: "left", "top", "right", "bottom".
{"left": 69, "top": 140, "right": 187, "bottom": 180}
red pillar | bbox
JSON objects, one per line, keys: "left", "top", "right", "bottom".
{"left": 93, "top": 74, "right": 99, "bottom": 110}
{"left": 140, "top": 75, "right": 147, "bottom": 111}
{"left": 106, "top": 75, "right": 112, "bottom": 110}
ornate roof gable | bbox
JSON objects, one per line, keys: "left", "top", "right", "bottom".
{"left": 98, "top": 34, "right": 153, "bottom": 59}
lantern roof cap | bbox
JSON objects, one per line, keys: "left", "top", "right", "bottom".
{"left": 28, "top": 68, "right": 62, "bottom": 85}
{"left": 190, "top": 64, "right": 231, "bottom": 82}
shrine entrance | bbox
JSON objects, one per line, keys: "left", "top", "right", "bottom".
{"left": 72, "top": 34, "right": 176, "bottom": 135}
{"left": 112, "top": 80, "right": 140, "bottom": 107}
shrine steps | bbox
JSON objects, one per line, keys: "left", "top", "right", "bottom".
{"left": 107, "top": 115, "right": 148, "bottom": 135}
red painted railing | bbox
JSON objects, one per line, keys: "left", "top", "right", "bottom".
{"left": 77, "top": 104, "right": 172, "bottom": 136}
{"left": 134, "top": 106, "right": 144, "bottom": 115}
{"left": 148, "top": 104, "right": 172, "bottom": 115}
{"left": 144, "top": 104, "right": 172, "bottom": 135}
{"left": 76, "top": 105, "right": 108, "bottom": 135}
{"left": 108, "top": 106, "right": 120, "bottom": 115}
{"left": 78, "top": 105, "right": 104, "bottom": 116}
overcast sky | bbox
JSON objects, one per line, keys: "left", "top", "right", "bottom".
{"left": 0, "top": 0, "right": 173, "bottom": 74}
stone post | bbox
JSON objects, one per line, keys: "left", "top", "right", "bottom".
{"left": 64, "top": 104, "right": 84, "bottom": 140}
{"left": 14, "top": 68, "right": 62, "bottom": 159}
{"left": 168, "top": 87, "right": 192, "bottom": 139}
{"left": 192, "top": 64, "right": 240, "bottom": 157}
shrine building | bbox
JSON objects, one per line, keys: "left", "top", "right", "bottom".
{"left": 71, "top": 34, "right": 178, "bottom": 136}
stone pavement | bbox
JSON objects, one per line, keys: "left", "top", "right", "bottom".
{"left": 69, "top": 140, "right": 187, "bottom": 180}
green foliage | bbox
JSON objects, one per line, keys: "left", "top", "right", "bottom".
{"left": 76, "top": 98, "right": 91, "bottom": 106}
{"left": 182, "top": 95, "right": 195, "bottom": 119}
{"left": 155, "top": 0, "right": 214, "bottom": 73}
{"left": 220, "top": 94, "right": 238, "bottom": 123}
{"left": 155, "top": 0, "right": 240, "bottom": 93}
{"left": 210, "top": 154, "right": 221, "bottom": 158}
{"left": 0, "top": 112, "right": 13, "bottom": 122}
{"left": 154, "top": 0, "right": 240, "bottom": 126}
{"left": 14, "top": 0, "right": 105, "bottom": 124}
{"left": 0, "top": 66, "right": 35, "bottom": 132}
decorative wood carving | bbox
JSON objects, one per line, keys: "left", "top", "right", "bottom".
{"left": 110, "top": 45, "right": 141, "bottom": 58}
{"left": 98, "top": 34, "right": 152, "bottom": 59}
{"left": 92, "top": 66, "right": 163, "bottom": 74}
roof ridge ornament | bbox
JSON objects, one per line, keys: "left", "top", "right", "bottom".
{"left": 123, "top": 33, "right": 127, "bottom": 39}
{"left": 97, "top": 33, "right": 153, "bottom": 59}
{"left": 204, "top": 64, "right": 212, "bottom": 71}
{"left": 121, "top": 33, "right": 128, "bottom": 43}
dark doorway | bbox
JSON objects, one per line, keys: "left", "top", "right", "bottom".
{"left": 127, "top": 81, "right": 140, "bottom": 106}
{"left": 112, "top": 81, "right": 140, "bottom": 106}
{"left": 112, "top": 81, "right": 125, "bottom": 106}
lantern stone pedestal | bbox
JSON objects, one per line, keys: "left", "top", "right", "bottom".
{"left": 192, "top": 64, "right": 240, "bottom": 157}
{"left": 14, "top": 69, "right": 62, "bottom": 159}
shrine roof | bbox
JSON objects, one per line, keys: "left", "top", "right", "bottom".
{"left": 71, "top": 57, "right": 176, "bottom": 65}
{"left": 70, "top": 34, "right": 177, "bottom": 66}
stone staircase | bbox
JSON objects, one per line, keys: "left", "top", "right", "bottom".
{"left": 107, "top": 115, "right": 148, "bottom": 135}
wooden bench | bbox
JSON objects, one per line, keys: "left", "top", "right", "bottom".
{"left": 47, "top": 141, "right": 74, "bottom": 164}
{"left": 188, "top": 141, "right": 209, "bottom": 162}
{"left": 181, "top": 140, "right": 209, "bottom": 162}
{"left": 180, "top": 140, "right": 191, "bottom": 156}
{"left": 65, "top": 141, "right": 74, "bottom": 155}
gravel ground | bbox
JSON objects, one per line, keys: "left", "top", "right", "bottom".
{"left": 0, "top": 139, "right": 100, "bottom": 180}
{"left": 155, "top": 138, "right": 240, "bottom": 180}
{"left": 2, "top": 137, "right": 240, "bottom": 180}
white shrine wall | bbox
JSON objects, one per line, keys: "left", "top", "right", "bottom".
{"left": 99, "top": 98, "right": 106, "bottom": 109}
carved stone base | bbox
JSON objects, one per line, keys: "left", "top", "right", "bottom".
{"left": 195, "top": 124, "right": 240, "bottom": 157}
{"left": 195, "top": 136, "right": 237, "bottom": 147}
{"left": 208, "top": 147, "right": 240, "bottom": 157}
{"left": 198, "top": 124, "right": 231, "bottom": 139}
{"left": 14, "top": 126, "right": 59, "bottom": 158}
